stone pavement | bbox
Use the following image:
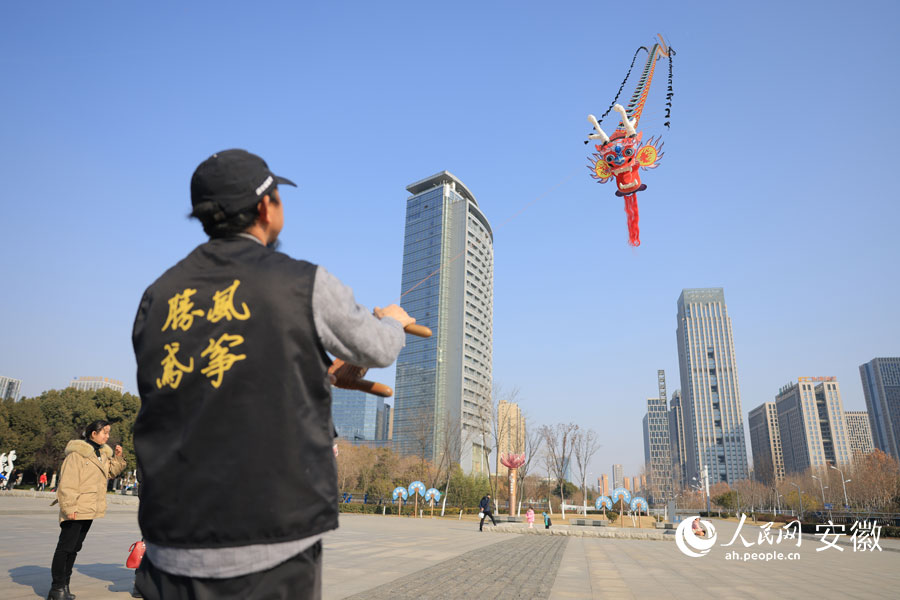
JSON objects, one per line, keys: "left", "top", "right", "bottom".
{"left": 343, "top": 535, "right": 567, "bottom": 600}
{"left": 2, "top": 494, "right": 900, "bottom": 599}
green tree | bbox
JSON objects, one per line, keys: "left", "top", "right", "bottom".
{"left": 0, "top": 388, "right": 140, "bottom": 482}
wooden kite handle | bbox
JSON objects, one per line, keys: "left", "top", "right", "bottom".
{"left": 405, "top": 324, "right": 432, "bottom": 338}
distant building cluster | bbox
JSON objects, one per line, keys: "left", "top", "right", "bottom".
{"left": 68, "top": 376, "right": 124, "bottom": 393}
{"left": 1, "top": 375, "right": 131, "bottom": 401}
{"left": 634, "top": 287, "right": 897, "bottom": 506}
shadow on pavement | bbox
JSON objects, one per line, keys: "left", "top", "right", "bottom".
{"left": 9, "top": 565, "right": 49, "bottom": 597}
{"left": 76, "top": 563, "right": 134, "bottom": 592}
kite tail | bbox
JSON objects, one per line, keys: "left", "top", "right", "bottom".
{"left": 624, "top": 194, "right": 640, "bottom": 247}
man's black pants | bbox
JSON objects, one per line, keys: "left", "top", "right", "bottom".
{"left": 135, "top": 541, "right": 322, "bottom": 600}
{"left": 479, "top": 511, "right": 497, "bottom": 530}
{"left": 51, "top": 519, "right": 93, "bottom": 588}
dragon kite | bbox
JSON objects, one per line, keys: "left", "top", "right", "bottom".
{"left": 587, "top": 35, "right": 673, "bottom": 246}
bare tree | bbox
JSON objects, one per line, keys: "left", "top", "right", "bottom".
{"left": 434, "top": 409, "right": 469, "bottom": 513}
{"left": 573, "top": 428, "right": 601, "bottom": 513}
{"left": 516, "top": 416, "right": 543, "bottom": 511}
{"left": 490, "top": 384, "right": 522, "bottom": 475}
{"left": 540, "top": 423, "right": 579, "bottom": 517}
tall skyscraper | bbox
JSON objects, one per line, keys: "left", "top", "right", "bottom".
{"left": 668, "top": 390, "right": 687, "bottom": 490}
{"left": 676, "top": 288, "right": 749, "bottom": 484}
{"left": 382, "top": 404, "right": 392, "bottom": 441}
{"left": 331, "top": 389, "right": 388, "bottom": 442}
{"left": 748, "top": 402, "right": 785, "bottom": 484}
{"left": 392, "top": 171, "right": 493, "bottom": 474}
{"left": 844, "top": 411, "right": 875, "bottom": 459}
{"left": 496, "top": 400, "right": 525, "bottom": 477}
{"left": 0, "top": 376, "right": 22, "bottom": 401}
{"left": 612, "top": 464, "right": 624, "bottom": 489}
{"left": 859, "top": 357, "right": 900, "bottom": 461}
{"left": 776, "top": 377, "right": 853, "bottom": 473}
{"left": 644, "top": 371, "right": 674, "bottom": 504}
{"left": 68, "top": 376, "right": 123, "bottom": 393}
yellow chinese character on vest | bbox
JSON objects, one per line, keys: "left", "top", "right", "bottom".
{"left": 162, "top": 289, "right": 205, "bottom": 332}
{"left": 207, "top": 280, "right": 251, "bottom": 323}
{"left": 156, "top": 342, "right": 194, "bottom": 389}
{"left": 201, "top": 333, "right": 247, "bottom": 388}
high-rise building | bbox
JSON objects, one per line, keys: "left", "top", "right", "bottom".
{"left": 844, "top": 411, "right": 874, "bottom": 459}
{"left": 643, "top": 371, "right": 675, "bottom": 504}
{"left": 668, "top": 390, "right": 687, "bottom": 490}
{"left": 598, "top": 474, "right": 609, "bottom": 496}
{"left": 676, "top": 288, "right": 749, "bottom": 484}
{"left": 496, "top": 400, "right": 525, "bottom": 477}
{"left": 776, "top": 377, "right": 853, "bottom": 473}
{"left": 859, "top": 357, "right": 900, "bottom": 461}
{"left": 332, "top": 388, "right": 388, "bottom": 442}
{"left": 624, "top": 477, "right": 631, "bottom": 491}
{"left": 0, "top": 376, "right": 22, "bottom": 401}
{"left": 392, "top": 171, "right": 493, "bottom": 474}
{"left": 612, "top": 464, "right": 624, "bottom": 489}
{"left": 68, "top": 377, "right": 123, "bottom": 393}
{"left": 748, "top": 402, "right": 784, "bottom": 484}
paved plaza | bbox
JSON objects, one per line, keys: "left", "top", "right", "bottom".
{"left": 2, "top": 494, "right": 899, "bottom": 599}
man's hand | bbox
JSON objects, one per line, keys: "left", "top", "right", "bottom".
{"left": 114, "top": 445, "right": 123, "bottom": 457}
{"left": 67, "top": 512, "right": 77, "bottom": 520}
{"left": 373, "top": 304, "right": 415, "bottom": 328}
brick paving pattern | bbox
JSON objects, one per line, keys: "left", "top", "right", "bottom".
{"left": 344, "top": 534, "right": 569, "bottom": 600}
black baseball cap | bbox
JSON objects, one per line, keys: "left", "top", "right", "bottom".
{"left": 190, "top": 149, "right": 297, "bottom": 215}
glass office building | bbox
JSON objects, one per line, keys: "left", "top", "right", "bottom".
{"left": 676, "top": 288, "right": 749, "bottom": 484}
{"left": 331, "top": 388, "right": 388, "bottom": 442}
{"left": 393, "top": 171, "right": 493, "bottom": 474}
{"left": 859, "top": 357, "right": 900, "bottom": 461}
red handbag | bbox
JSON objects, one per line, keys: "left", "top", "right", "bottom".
{"left": 126, "top": 540, "right": 146, "bottom": 569}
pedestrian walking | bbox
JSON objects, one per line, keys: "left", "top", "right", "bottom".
{"left": 39, "top": 472, "right": 48, "bottom": 492}
{"left": 479, "top": 494, "right": 497, "bottom": 531}
{"left": 526, "top": 507, "right": 535, "bottom": 529}
{"left": 543, "top": 511, "right": 552, "bottom": 529}
{"left": 131, "top": 149, "right": 413, "bottom": 600}
{"left": 47, "top": 420, "right": 126, "bottom": 600}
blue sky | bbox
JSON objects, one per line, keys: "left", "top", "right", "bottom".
{"left": 1, "top": 1, "right": 898, "bottom": 478}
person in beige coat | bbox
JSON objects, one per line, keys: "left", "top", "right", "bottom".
{"left": 47, "top": 420, "right": 126, "bottom": 600}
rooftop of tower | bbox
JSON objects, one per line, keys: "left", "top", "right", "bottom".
{"left": 406, "top": 171, "right": 478, "bottom": 207}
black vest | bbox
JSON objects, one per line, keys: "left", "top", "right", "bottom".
{"left": 132, "top": 237, "right": 336, "bottom": 548}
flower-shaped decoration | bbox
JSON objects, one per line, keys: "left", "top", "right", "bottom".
{"left": 408, "top": 481, "right": 426, "bottom": 497}
{"left": 424, "top": 488, "right": 441, "bottom": 502}
{"left": 595, "top": 495, "right": 613, "bottom": 510}
{"left": 499, "top": 453, "right": 526, "bottom": 469}
{"left": 630, "top": 497, "right": 649, "bottom": 512}
{"left": 610, "top": 487, "right": 632, "bottom": 505}
{"left": 392, "top": 486, "right": 409, "bottom": 501}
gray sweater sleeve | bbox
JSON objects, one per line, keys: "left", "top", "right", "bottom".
{"left": 312, "top": 266, "right": 405, "bottom": 367}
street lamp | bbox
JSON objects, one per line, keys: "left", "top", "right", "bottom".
{"left": 789, "top": 482, "right": 803, "bottom": 518}
{"left": 829, "top": 465, "right": 851, "bottom": 511}
{"left": 811, "top": 475, "right": 829, "bottom": 516}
